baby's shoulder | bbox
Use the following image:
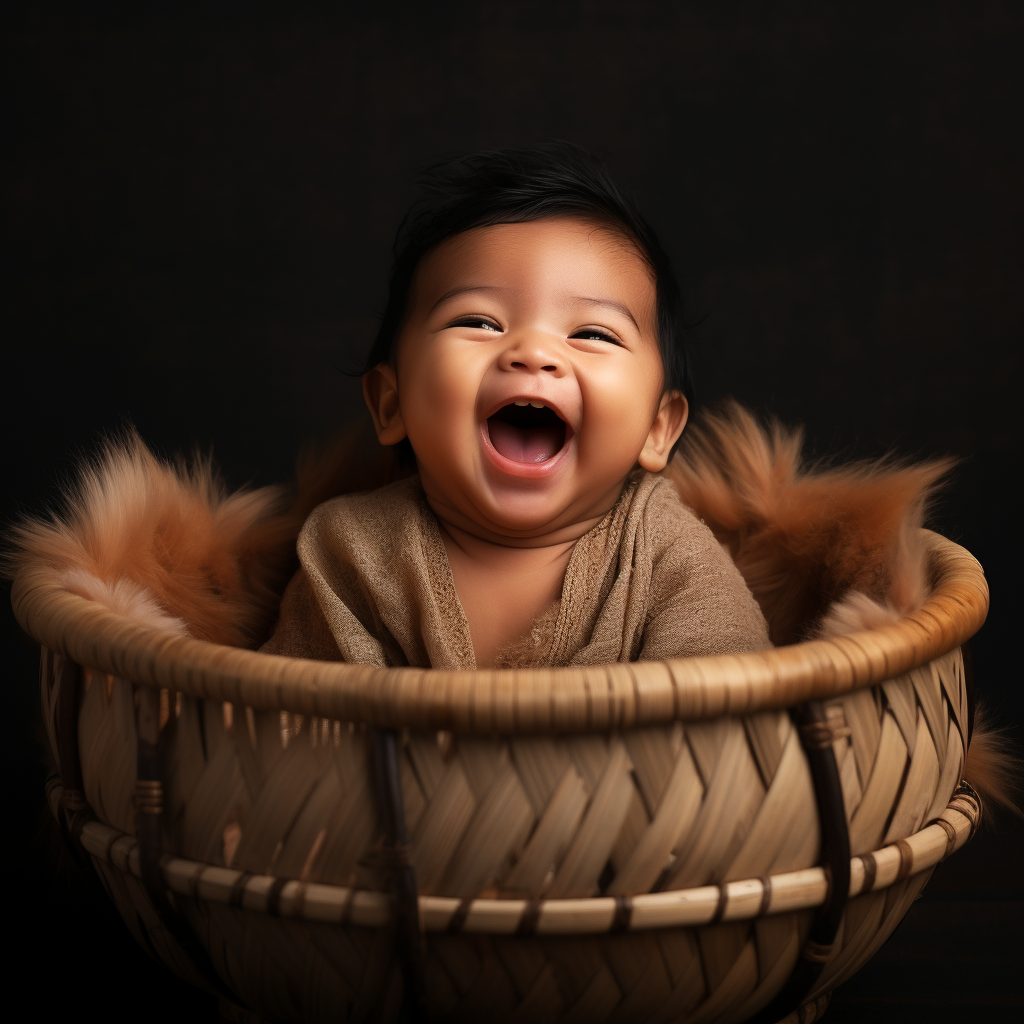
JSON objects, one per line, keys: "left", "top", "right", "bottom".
{"left": 299, "top": 475, "right": 425, "bottom": 548}
{"left": 634, "top": 470, "right": 755, "bottom": 595}
{"left": 635, "top": 472, "right": 771, "bottom": 655}
{"left": 637, "top": 471, "right": 722, "bottom": 554}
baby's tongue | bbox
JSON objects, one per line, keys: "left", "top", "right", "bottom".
{"left": 488, "top": 418, "right": 563, "bottom": 463}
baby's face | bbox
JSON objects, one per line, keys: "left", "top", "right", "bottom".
{"left": 366, "top": 216, "right": 687, "bottom": 541}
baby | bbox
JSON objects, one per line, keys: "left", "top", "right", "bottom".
{"left": 262, "top": 143, "right": 770, "bottom": 668}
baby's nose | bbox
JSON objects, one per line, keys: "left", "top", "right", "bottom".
{"left": 498, "top": 331, "right": 565, "bottom": 375}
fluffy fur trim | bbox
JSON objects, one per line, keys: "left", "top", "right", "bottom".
{"left": 5, "top": 431, "right": 298, "bottom": 646}
{"left": 963, "top": 705, "right": 1022, "bottom": 821}
{"left": 663, "top": 400, "right": 955, "bottom": 646}
{"left": 60, "top": 569, "right": 189, "bottom": 637}
{"left": 813, "top": 590, "right": 902, "bottom": 638}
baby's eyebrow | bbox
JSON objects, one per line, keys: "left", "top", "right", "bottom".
{"left": 568, "top": 296, "right": 641, "bottom": 333}
{"left": 429, "top": 285, "right": 508, "bottom": 313}
{"left": 428, "top": 285, "right": 642, "bottom": 334}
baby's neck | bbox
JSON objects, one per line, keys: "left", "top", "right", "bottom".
{"left": 435, "top": 516, "right": 579, "bottom": 570}
{"left": 421, "top": 475, "right": 635, "bottom": 668}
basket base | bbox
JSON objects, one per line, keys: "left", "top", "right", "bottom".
{"left": 774, "top": 992, "right": 831, "bottom": 1024}
{"left": 216, "top": 992, "right": 833, "bottom": 1023}
{"left": 219, "top": 999, "right": 269, "bottom": 1024}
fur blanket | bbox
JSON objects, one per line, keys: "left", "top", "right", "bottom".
{"left": 5, "top": 402, "right": 1016, "bottom": 813}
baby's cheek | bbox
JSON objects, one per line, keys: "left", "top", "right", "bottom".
{"left": 594, "top": 385, "right": 653, "bottom": 438}
{"left": 404, "top": 351, "right": 475, "bottom": 437}
{"left": 428, "top": 371, "right": 471, "bottom": 425}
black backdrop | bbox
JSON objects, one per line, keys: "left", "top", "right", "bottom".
{"left": 4, "top": 4, "right": 1022, "bottom": 1020}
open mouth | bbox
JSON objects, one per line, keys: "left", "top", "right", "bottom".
{"left": 486, "top": 402, "right": 568, "bottom": 464}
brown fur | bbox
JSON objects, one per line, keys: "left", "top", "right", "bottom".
{"left": 5, "top": 430, "right": 294, "bottom": 646}
{"left": 58, "top": 569, "right": 190, "bottom": 636}
{"left": 291, "top": 417, "right": 414, "bottom": 522}
{"left": 962, "top": 705, "right": 1023, "bottom": 820}
{"left": 662, "top": 400, "right": 955, "bottom": 646}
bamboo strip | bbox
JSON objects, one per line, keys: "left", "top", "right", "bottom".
{"left": 12, "top": 532, "right": 988, "bottom": 733}
{"left": 53, "top": 782, "right": 978, "bottom": 936}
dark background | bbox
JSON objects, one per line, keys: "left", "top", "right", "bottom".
{"left": 4, "top": 3, "right": 1021, "bottom": 1021}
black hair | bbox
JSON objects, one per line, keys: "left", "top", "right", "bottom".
{"left": 347, "top": 141, "right": 694, "bottom": 467}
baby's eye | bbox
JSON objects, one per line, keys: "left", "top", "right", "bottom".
{"left": 570, "top": 328, "right": 622, "bottom": 345}
{"left": 450, "top": 316, "right": 502, "bottom": 332}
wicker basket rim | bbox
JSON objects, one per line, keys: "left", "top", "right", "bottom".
{"left": 51, "top": 777, "right": 979, "bottom": 935}
{"left": 12, "top": 530, "right": 988, "bottom": 732}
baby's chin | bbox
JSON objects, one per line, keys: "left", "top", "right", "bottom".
{"left": 473, "top": 481, "right": 629, "bottom": 545}
{"left": 485, "top": 503, "right": 573, "bottom": 539}
{"left": 462, "top": 486, "right": 569, "bottom": 538}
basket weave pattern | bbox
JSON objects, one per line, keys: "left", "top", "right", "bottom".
{"left": 59, "top": 652, "right": 968, "bottom": 892}
{"left": 19, "top": 531, "right": 986, "bottom": 1023}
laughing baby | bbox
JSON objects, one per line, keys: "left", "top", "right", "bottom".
{"left": 261, "top": 143, "right": 770, "bottom": 669}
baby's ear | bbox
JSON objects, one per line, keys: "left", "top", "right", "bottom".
{"left": 638, "top": 390, "right": 689, "bottom": 472}
{"left": 362, "top": 363, "right": 408, "bottom": 445}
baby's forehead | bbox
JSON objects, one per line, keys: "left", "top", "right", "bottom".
{"left": 411, "top": 217, "right": 657, "bottom": 319}
{"left": 435, "top": 215, "right": 646, "bottom": 267}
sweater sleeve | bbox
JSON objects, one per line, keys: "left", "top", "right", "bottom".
{"left": 638, "top": 508, "right": 772, "bottom": 660}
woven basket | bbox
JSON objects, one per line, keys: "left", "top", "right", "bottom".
{"left": 13, "top": 529, "right": 987, "bottom": 1024}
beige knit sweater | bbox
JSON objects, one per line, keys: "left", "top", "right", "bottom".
{"left": 261, "top": 468, "right": 771, "bottom": 669}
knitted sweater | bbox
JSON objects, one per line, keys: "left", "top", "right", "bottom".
{"left": 261, "top": 469, "right": 771, "bottom": 668}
